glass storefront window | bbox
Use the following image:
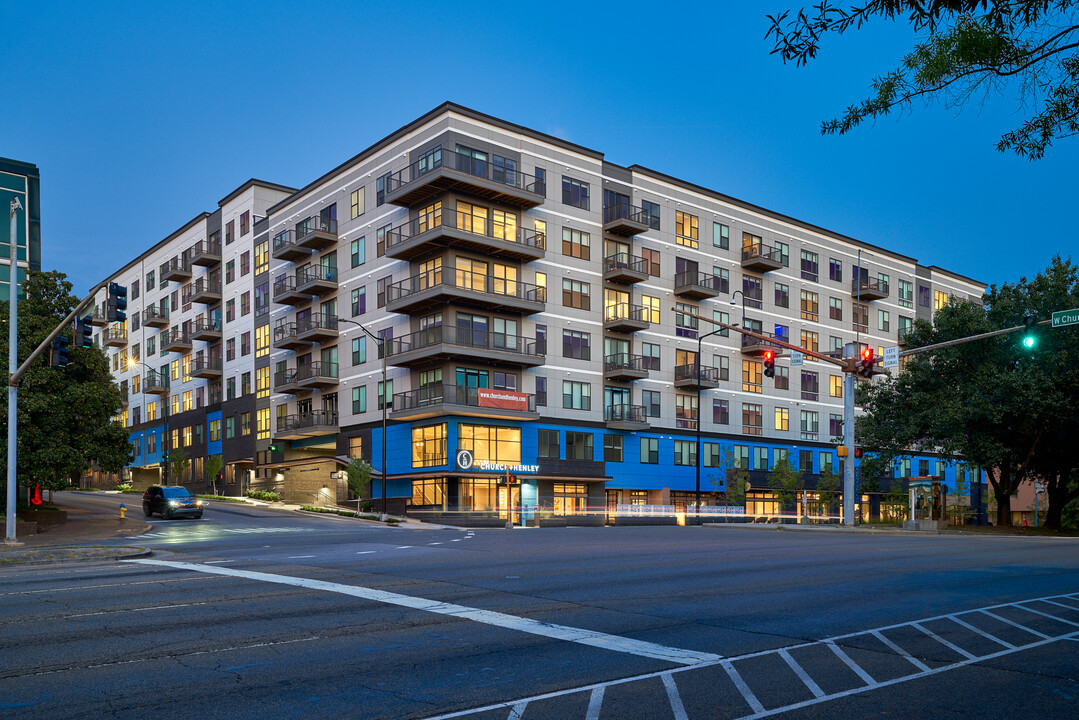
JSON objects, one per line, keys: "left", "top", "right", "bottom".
{"left": 411, "top": 478, "right": 446, "bottom": 508}
{"left": 411, "top": 423, "right": 447, "bottom": 468}
{"left": 460, "top": 477, "right": 498, "bottom": 512}
{"left": 458, "top": 424, "right": 521, "bottom": 464}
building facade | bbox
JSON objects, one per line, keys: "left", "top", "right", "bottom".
{"left": 92, "top": 104, "right": 987, "bottom": 520}
{"left": 1, "top": 157, "right": 42, "bottom": 300}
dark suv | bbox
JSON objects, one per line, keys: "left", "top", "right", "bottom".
{"left": 142, "top": 486, "right": 205, "bottom": 520}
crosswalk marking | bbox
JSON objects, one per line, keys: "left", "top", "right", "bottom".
{"left": 978, "top": 609, "right": 1051, "bottom": 639}
{"left": 722, "top": 660, "right": 765, "bottom": 715}
{"left": 778, "top": 648, "right": 825, "bottom": 698}
{"left": 870, "top": 630, "right": 931, "bottom": 672}
{"left": 584, "top": 687, "right": 604, "bottom": 720}
{"left": 662, "top": 672, "right": 690, "bottom": 720}
{"left": 825, "top": 641, "right": 876, "bottom": 686}
{"left": 911, "top": 622, "right": 977, "bottom": 660}
{"left": 946, "top": 614, "right": 1015, "bottom": 649}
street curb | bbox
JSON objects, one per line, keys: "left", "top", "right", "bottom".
{"left": 0, "top": 546, "right": 153, "bottom": 567}
{"left": 702, "top": 523, "right": 932, "bottom": 536}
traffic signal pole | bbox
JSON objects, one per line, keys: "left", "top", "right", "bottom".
{"left": 843, "top": 343, "right": 857, "bottom": 526}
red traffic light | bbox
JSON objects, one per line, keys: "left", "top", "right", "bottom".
{"left": 854, "top": 447, "right": 863, "bottom": 459}
{"left": 861, "top": 347, "right": 874, "bottom": 362}
{"left": 762, "top": 349, "right": 775, "bottom": 362}
{"left": 762, "top": 349, "right": 776, "bottom": 378}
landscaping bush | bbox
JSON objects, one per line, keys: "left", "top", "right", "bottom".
{"left": 246, "top": 490, "right": 282, "bottom": 502}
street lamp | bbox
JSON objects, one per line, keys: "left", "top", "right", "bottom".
{"left": 339, "top": 318, "right": 388, "bottom": 521}
{"left": 729, "top": 289, "right": 748, "bottom": 329}
{"left": 129, "top": 359, "right": 170, "bottom": 486}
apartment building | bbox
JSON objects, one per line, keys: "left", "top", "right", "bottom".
{"left": 94, "top": 103, "right": 987, "bottom": 519}
{"left": 1, "top": 157, "right": 42, "bottom": 299}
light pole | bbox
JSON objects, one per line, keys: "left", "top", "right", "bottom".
{"left": 339, "top": 318, "right": 388, "bottom": 520}
{"left": 130, "top": 359, "right": 170, "bottom": 486}
{"left": 5, "top": 196, "right": 22, "bottom": 545}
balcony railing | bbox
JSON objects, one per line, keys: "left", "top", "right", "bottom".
{"left": 383, "top": 208, "right": 546, "bottom": 255}
{"left": 297, "top": 312, "right": 338, "bottom": 335}
{"left": 853, "top": 277, "right": 890, "bottom": 298}
{"left": 605, "top": 404, "right": 648, "bottom": 424}
{"left": 386, "top": 325, "right": 543, "bottom": 360}
{"left": 188, "top": 239, "right": 221, "bottom": 265}
{"left": 741, "top": 331, "right": 781, "bottom": 352}
{"left": 385, "top": 148, "right": 544, "bottom": 199}
{"left": 144, "top": 371, "right": 169, "bottom": 393}
{"left": 392, "top": 384, "right": 537, "bottom": 414}
{"left": 385, "top": 268, "right": 546, "bottom": 305}
{"left": 674, "top": 363, "right": 721, "bottom": 384}
{"left": 161, "top": 256, "right": 191, "bottom": 280}
{"left": 603, "top": 353, "right": 650, "bottom": 374}
{"left": 741, "top": 244, "right": 783, "bottom": 263}
{"left": 142, "top": 306, "right": 169, "bottom": 326}
{"left": 101, "top": 327, "right": 127, "bottom": 345}
{"left": 603, "top": 302, "right": 651, "bottom": 324}
{"left": 296, "top": 215, "right": 337, "bottom": 240}
{"left": 190, "top": 277, "right": 222, "bottom": 300}
{"left": 191, "top": 356, "right": 222, "bottom": 374}
{"left": 160, "top": 328, "right": 192, "bottom": 348}
{"left": 674, "top": 271, "right": 722, "bottom": 292}
{"left": 296, "top": 264, "right": 337, "bottom": 289}
{"left": 295, "top": 361, "right": 338, "bottom": 383}
{"left": 276, "top": 410, "right": 339, "bottom": 433}
{"left": 603, "top": 252, "right": 649, "bottom": 276}
{"left": 602, "top": 204, "right": 650, "bottom": 226}
{"left": 272, "top": 229, "right": 306, "bottom": 258}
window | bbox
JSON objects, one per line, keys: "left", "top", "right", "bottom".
{"left": 642, "top": 390, "right": 661, "bottom": 417}
{"left": 934, "top": 290, "right": 948, "bottom": 310}
{"left": 675, "top": 211, "right": 698, "bottom": 248}
{"left": 377, "top": 379, "right": 393, "bottom": 410}
{"left": 898, "top": 315, "right": 914, "bottom": 341}
{"left": 829, "top": 258, "right": 843, "bottom": 282}
{"left": 566, "top": 431, "right": 593, "bottom": 460}
{"left": 351, "top": 337, "right": 366, "bottom": 365}
{"left": 754, "top": 447, "right": 770, "bottom": 471}
{"left": 376, "top": 171, "right": 390, "bottom": 206}
{"left": 641, "top": 247, "right": 660, "bottom": 276}
{"left": 536, "top": 376, "right": 547, "bottom": 406}
{"left": 800, "top": 410, "right": 819, "bottom": 440}
{"left": 800, "top": 291, "right": 819, "bottom": 322}
{"left": 898, "top": 279, "right": 914, "bottom": 308}
{"left": 562, "top": 330, "right": 591, "bottom": 360}
{"left": 799, "top": 249, "right": 819, "bottom": 282}
{"left": 538, "top": 429, "right": 560, "bottom": 458}
{"left": 241, "top": 371, "right": 251, "bottom": 396}
{"left": 878, "top": 309, "right": 891, "bottom": 332}
{"left": 351, "top": 287, "right": 366, "bottom": 316}
{"left": 918, "top": 285, "right": 931, "bottom": 307}
{"left": 775, "top": 282, "right": 789, "bottom": 308}
{"left": 350, "top": 238, "right": 365, "bottom": 268}
{"left": 562, "top": 279, "right": 590, "bottom": 310}
{"left": 604, "top": 435, "right": 624, "bottom": 463}
{"left": 713, "top": 266, "right": 730, "bottom": 294}
{"left": 412, "top": 424, "right": 447, "bottom": 468}
{"left": 673, "top": 440, "right": 696, "bottom": 466}
{"left": 225, "top": 299, "right": 235, "bottom": 323}
{"left": 563, "top": 380, "right": 591, "bottom": 410}
{"left": 240, "top": 411, "right": 251, "bottom": 436}
{"left": 255, "top": 325, "right": 269, "bottom": 359}
{"left": 743, "top": 275, "right": 763, "bottom": 308}
{"left": 146, "top": 270, "right": 155, "bottom": 290}
{"left": 225, "top": 219, "right": 234, "bottom": 245}
{"left": 801, "top": 370, "right": 819, "bottom": 401}
{"left": 676, "top": 394, "right": 698, "bottom": 430}
{"left": 562, "top": 176, "right": 590, "bottom": 209}
{"left": 829, "top": 375, "right": 844, "bottom": 398}
{"left": 675, "top": 302, "right": 698, "bottom": 338}
{"left": 240, "top": 332, "right": 250, "bottom": 356}
{"left": 561, "top": 227, "right": 590, "bottom": 260}
{"left": 240, "top": 251, "right": 250, "bottom": 276}
{"left": 239, "top": 211, "right": 250, "bottom": 236}
{"left": 713, "top": 398, "right": 729, "bottom": 424}
{"left": 640, "top": 437, "right": 659, "bottom": 464}
{"left": 775, "top": 407, "right": 789, "bottom": 431}
{"left": 351, "top": 187, "right": 365, "bottom": 219}
{"left": 853, "top": 302, "right": 869, "bottom": 332}
{"left": 829, "top": 297, "right": 843, "bottom": 321}
{"left": 742, "top": 403, "right": 763, "bottom": 436}
{"left": 255, "top": 366, "right": 270, "bottom": 399}
{"left": 830, "top": 413, "right": 844, "bottom": 439}
{"left": 636, "top": 199, "right": 659, "bottom": 230}
{"left": 708, "top": 310, "right": 729, "bottom": 339}
{"left": 713, "top": 222, "right": 729, "bottom": 249}
{"left": 240, "top": 291, "right": 250, "bottom": 316}
{"left": 377, "top": 276, "right": 391, "bottom": 308}
{"left": 800, "top": 330, "right": 819, "bottom": 354}
{"left": 742, "top": 359, "right": 762, "bottom": 393}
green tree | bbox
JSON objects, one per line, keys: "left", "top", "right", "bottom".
{"left": 346, "top": 457, "right": 372, "bottom": 500}
{"left": 0, "top": 270, "right": 129, "bottom": 499}
{"left": 769, "top": 454, "right": 804, "bottom": 513}
{"left": 708, "top": 445, "right": 749, "bottom": 509}
{"left": 205, "top": 454, "right": 224, "bottom": 495}
{"left": 768, "top": 2, "right": 1079, "bottom": 159}
{"left": 169, "top": 448, "right": 190, "bottom": 486}
{"left": 816, "top": 465, "right": 842, "bottom": 518}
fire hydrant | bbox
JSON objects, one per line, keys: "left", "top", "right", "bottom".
{"left": 119, "top": 503, "right": 126, "bottom": 520}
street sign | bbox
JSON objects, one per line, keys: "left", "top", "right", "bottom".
{"left": 882, "top": 345, "right": 900, "bottom": 369}
{"left": 790, "top": 351, "right": 804, "bottom": 366}
{"left": 1052, "top": 308, "right": 1079, "bottom": 328}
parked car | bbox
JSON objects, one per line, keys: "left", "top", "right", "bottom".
{"left": 142, "top": 486, "right": 205, "bottom": 519}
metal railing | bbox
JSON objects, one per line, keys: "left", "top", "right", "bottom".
{"left": 189, "top": 239, "right": 221, "bottom": 258}
{"left": 193, "top": 318, "right": 221, "bottom": 334}
{"left": 603, "top": 252, "right": 649, "bottom": 275}
{"left": 603, "top": 302, "right": 649, "bottom": 324}
{"left": 741, "top": 243, "right": 783, "bottom": 263}
{"left": 191, "top": 356, "right": 222, "bottom": 373}
{"left": 297, "top": 313, "right": 338, "bottom": 334}
{"left": 191, "top": 277, "right": 222, "bottom": 296}
{"left": 602, "top": 204, "right": 650, "bottom": 226}
{"left": 277, "top": 410, "right": 339, "bottom": 433}
{"left": 741, "top": 331, "right": 780, "bottom": 350}
{"left": 603, "top": 353, "right": 650, "bottom": 374}
{"left": 386, "top": 325, "right": 543, "bottom": 359}
{"left": 296, "top": 265, "right": 337, "bottom": 287}
{"left": 101, "top": 327, "right": 127, "bottom": 343}
{"left": 853, "top": 277, "right": 890, "bottom": 295}
{"left": 674, "top": 270, "right": 722, "bottom": 290}
{"left": 144, "top": 370, "right": 169, "bottom": 390}
{"left": 272, "top": 229, "right": 300, "bottom": 254}
{"left": 160, "top": 328, "right": 191, "bottom": 347}
{"left": 385, "top": 147, "right": 543, "bottom": 196}
{"left": 296, "top": 215, "right": 338, "bottom": 239}
{"left": 675, "top": 363, "right": 721, "bottom": 384}
{"left": 143, "top": 306, "right": 168, "bottom": 324}
{"left": 392, "top": 384, "right": 536, "bottom": 413}
{"left": 382, "top": 208, "right": 545, "bottom": 253}
{"left": 162, "top": 256, "right": 190, "bottom": 274}
{"left": 273, "top": 321, "right": 298, "bottom": 344}
{"left": 386, "top": 268, "right": 546, "bottom": 304}
{"left": 605, "top": 404, "right": 648, "bottom": 423}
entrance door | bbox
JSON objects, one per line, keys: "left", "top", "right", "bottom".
{"left": 498, "top": 486, "right": 521, "bottom": 524}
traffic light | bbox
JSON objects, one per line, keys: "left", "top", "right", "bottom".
{"left": 837, "top": 445, "right": 848, "bottom": 458}
{"left": 268, "top": 443, "right": 280, "bottom": 453}
{"left": 1022, "top": 314, "right": 1036, "bottom": 349}
{"left": 50, "top": 335, "right": 70, "bottom": 369}
{"left": 854, "top": 447, "right": 863, "bottom": 459}
{"left": 762, "top": 349, "right": 776, "bottom": 378}
{"left": 858, "top": 347, "right": 875, "bottom": 378}
{"left": 106, "top": 282, "right": 128, "bottom": 322}
{"left": 75, "top": 315, "right": 93, "bottom": 348}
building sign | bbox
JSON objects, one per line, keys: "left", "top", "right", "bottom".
{"left": 477, "top": 388, "right": 529, "bottom": 411}
{"left": 456, "top": 449, "right": 474, "bottom": 470}
{"left": 456, "top": 448, "right": 538, "bottom": 473}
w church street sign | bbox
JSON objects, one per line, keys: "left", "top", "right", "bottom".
{"left": 1052, "top": 308, "right": 1079, "bottom": 328}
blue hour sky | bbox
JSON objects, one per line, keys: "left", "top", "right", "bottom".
{"left": 2, "top": 1, "right": 1074, "bottom": 295}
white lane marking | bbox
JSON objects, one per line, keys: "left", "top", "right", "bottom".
{"left": 825, "top": 641, "right": 875, "bottom": 686}
{"left": 64, "top": 602, "right": 208, "bottom": 619}
{"left": 128, "top": 559, "right": 722, "bottom": 666}
{"left": 223, "top": 527, "right": 315, "bottom": 534}
{"left": 205, "top": 560, "right": 234, "bottom": 564}
{"left": 723, "top": 660, "right": 765, "bottom": 715}
{"left": 978, "top": 609, "right": 1050, "bottom": 639}
{"left": 911, "top": 622, "right": 977, "bottom": 661}
{"left": 1016, "top": 604, "right": 1079, "bottom": 628}
{"left": 428, "top": 542, "right": 444, "bottom": 545}
{"left": 870, "top": 630, "right": 930, "bottom": 672}
{"left": 585, "top": 686, "right": 604, "bottom": 720}
{"left": 778, "top": 648, "right": 825, "bottom": 698}
{"left": 396, "top": 546, "right": 413, "bottom": 549}
{"left": 287, "top": 555, "right": 316, "bottom": 559}
{"left": 662, "top": 672, "right": 690, "bottom": 720}
{"left": 506, "top": 701, "right": 527, "bottom": 719}
{"left": 450, "top": 539, "right": 462, "bottom": 542}
{"left": 0, "top": 575, "right": 220, "bottom": 597}
{"left": 356, "top": 551, "right": 376, "bottom": 555}
{"left": 1043, "top": 598, "right": 1079, "bottom": 613}
{"left": 947, "top": 614, "right": 1015, "bottom": 649}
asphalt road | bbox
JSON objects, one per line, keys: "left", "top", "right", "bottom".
{"left": 1, "top": 493, "right": 1077, "bottom": 719}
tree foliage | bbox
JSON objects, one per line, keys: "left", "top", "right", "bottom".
{"left": 856, "top": 257, "right": 1079, "bottom": 527}
{"left": 205, "top": 454, "right": 224, "bottom": 494}
{"left": 768, "top": 1, "right": 1079, "bottom": 158}
{"left": 0, "top": 271, "right": 129, "bottom": 497}
{"left": 346, "top": 457, "right": 373, "bottom": 499}
{"left": 770, "top": 453, "right": 804, "bottom": 509}
{"left": 170, "top": 447, "right": 190, "bottom": 485}
{"left": 708, "top": 445, "right": 750, "bottom": 506}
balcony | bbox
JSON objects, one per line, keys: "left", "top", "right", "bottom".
{"left": 272, "top": 321, "right": 307, "bottom": 351}
{"left": 740, "top": 244, "right": 784, "bottom": 273}
{"left": 605, "top": 404, "right": 650, "bottom": 431}
{"left": 118, "top": 385, "right": 129, "bottom": 406}
{"left": 603, "top": 303, "right": 651, "bottom": 333}
{"left": 161, "top": 257, "right": 192, "bottom": 283}
{"left": 852, "top": 277, "right": 889, "bottom": 301}
{"left": 275, "top": 411, "right": 340, "bottom": 441}
{"left": 385, "top": 148, "right": 544, "bottom": 209}
{"left": 189, "top": 239, "right": 221, "bottom": 267}
{"left": 191, "top": 318, "right": 222, "bottom": 342}
{"left": 160, "top": 328, "right": 192, "bottom": 353}
{"left": 271, "top": 229, "right": 310, "bottom": 262}
{"left": 602, "top": 205, "right": 651, "bottom": 236}
{"left": 603, "top": 253, "right": 649, "bottom": 285}
{"left": 274, "top": 368, "right": 300, "bottom": 394}
{"left": 87, "top": 306, "right": 109, "bottom": 327}
{"left": 190, "top": 277, "right": 222, "bottom": 305}
{"left": 386, "top": 268, "right": 545, "bottom": 315}
{"left": 296, "top": 313, "right": 339, "bottom": 344}
{"left": 603, "top": 354, "right": 650, "bottom": 381}
{"left": 383, "top": 209, "right": 545, "bottom": 262}
{"left": 740, "top": 331, "right": 781, "bottom": 357}
{"left": 674, "top": 363, "right": 721, "bottom": 390}
{"left": 101, "top": 326, "right": 127, "bottom": 347}
{"left": 144, "top": 371, "right": 169, "bottom": 396}
{"left": 294, "top": 216, "right": 338, "bottom": 251}
{"left": 386, "top": 325, "right": 545, "bottom": 369}
{"left": 272, "top": 275, "right": 307, "bottom": 306}
{"left": 674, "top": 271, "right": 721, "bottom": 300}
{"left": 142, "top": 306, "right": 169, "bottom": 328}
{"left": 190, "top": 356, "right": 222, "bottom": 379}
{"left": 296, "top": 265, "right": 337, "bottom": 296}
{"left": 390, "top": 384, "right": 540, "bottom": 422}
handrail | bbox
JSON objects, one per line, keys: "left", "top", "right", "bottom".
{"left": 383, "top": 208, "right": 545, "bottom": 252}
{"left": 392, "top": 384, "right": 536, "bottom": 412}
{"left": 189, "top": 239, "right": 221, "bottom": 257}
{"left": 674, "top": 270, "right": 721, "bottom": 290}
{"left": 386, "top": 267, "right": 546, "bottom": 303}
{"left": 674, "top": 363, "right": 720, "bottom": 383}
{"left": 386, "top": 325, "right": 543, "bottom": 358}
{"left": 385, "top": 147, "right": 542, "bottom": 196}
{"left": 603, "top": 302, "right": 648, "bottom": 323}
{"left": 277, "top": 410, "right": 339, "bottom": 432}
{"left": 603, "top": 252, "right": 649, "bottom": 275}
{"left": 296, "top": 215, "right": 338, "bottom": 238}
{"left": 603, "top": 353, "right": 649, "bottom": 373}
{"left": 605, "top": 404, "right": 647, "bottom": 423}
{"left": 741, "top": 243, "right": 782, "bottom": 262}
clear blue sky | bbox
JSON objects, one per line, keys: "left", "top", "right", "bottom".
{"left": 2, "top": 1, "right": 1074, "bottom": 295}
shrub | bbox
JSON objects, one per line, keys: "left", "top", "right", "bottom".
{"left": 246, "top": 490, "right": 282, "bottom": 502}
{"left": 114, "top": 483, "right": 133, "bottom": 492}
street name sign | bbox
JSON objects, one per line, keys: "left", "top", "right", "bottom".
{"left": 1052, "top": 308, "right": 1079, "bottom": 328}
{"left": 790, "top": 351, "right": 804, "bottom": 366}
{"left": 882, "top": 345, "right": 900, "bottom": 369}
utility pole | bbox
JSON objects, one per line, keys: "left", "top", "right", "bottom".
{"left": 843, "top": 342, "right": 857, "bottom": 526}
{"left": 5, "top": 196, "right": 22, "bottom": 546}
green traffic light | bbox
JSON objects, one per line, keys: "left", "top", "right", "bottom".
{"left": 1023, "top": 335, "right": 1035, "bottom": 349}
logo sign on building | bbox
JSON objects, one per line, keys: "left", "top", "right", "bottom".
{"left": 1052, "top": 308, "right": 1079, "bottom": 328}
{"left": 789, "top": 351, "right": 804, "bottom": 366}
{"left": 882, "top": 345, "right": 900, "bottom": 369}
{"left": 477, "top": 388, "right": 529, "bottom": 411}
{"left": 456, "top": 449, "right": 474, "bottom": 470}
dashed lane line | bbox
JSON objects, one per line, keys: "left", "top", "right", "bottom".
{"left": 127, "top": 558, "right": 722, "bottom": 666}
